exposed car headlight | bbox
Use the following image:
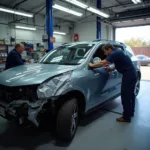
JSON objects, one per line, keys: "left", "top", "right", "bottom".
{"left": 37, "top": 71, "right": 72, "bottom": 99}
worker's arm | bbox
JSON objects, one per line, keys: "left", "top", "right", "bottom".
{"left": 22, "top": 58, "right": 30, "bottom": 63}
{"left": 89, "top": 59, "right": 109, "bottom": 68}
{"left": 111, "top": 66, "right": 116, "bottom": 71}
{"left": 105, "top": 65, "right": 116, "bottom": 72}
{"left": 22, "top": 59, "right": 26, "bottom": 63}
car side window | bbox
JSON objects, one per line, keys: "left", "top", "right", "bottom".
{"left": 92, "top": 44, "right": 106, "bottom": 60}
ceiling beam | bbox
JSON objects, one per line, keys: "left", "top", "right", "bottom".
{"left": 101, "top": 0, "right": 149, "bottom": 10}
{"left": 114, "top": 22, "right": 150, "bottom": 28}
{"left": 13, "top": 0, "right": 27, "bottom": 8}
{"left": 115, "top": 0, "right": 126, "bottom": 8}
{"left": 29, "top": 3, "right": 45, "bottom": 12}
{"left": 34, "top": 6, "right": 46, "bottom": 16}
{"left": 53, "top": 14, "right": 78, "bottom": 22}
{"left": 108, "top": 6, "right": 150, "bottom": 21}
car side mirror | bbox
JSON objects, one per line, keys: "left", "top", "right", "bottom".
{"left": 88, "top": 57, "right": 101, "bottom": 70}
{"left": 93, "top": 57, "right": 101, "bottom": 63}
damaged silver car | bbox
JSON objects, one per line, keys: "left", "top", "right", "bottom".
{"left": 0, "top": 40, "right": 141, "bottom": 141}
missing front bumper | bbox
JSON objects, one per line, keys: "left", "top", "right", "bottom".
{"left": 0, "top": 99, "right": 49, "bottom": 127}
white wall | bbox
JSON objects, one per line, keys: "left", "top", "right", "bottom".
{"left": 0, "top": 11, "right": 114, "bottom": 47}
{"left": 73, "top": 16, "right": 96, "bottom": 41}
{"left": 73, "top": 16, "right": 114, "bottom": 41}
{"left": 101, "top": 22, "right": 114, "bottom": 40}
{"left": 0, "top": 12, "right": 72, "bottom": 48}
{"left": 74, "top": 21, "right": 96, "bottom": 41}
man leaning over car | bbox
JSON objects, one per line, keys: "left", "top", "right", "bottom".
{"left": 89, "top": 43, "right": 137, "bottom": 123}
{"left": 5, "top": 43, "right": 30, "bottom": 70}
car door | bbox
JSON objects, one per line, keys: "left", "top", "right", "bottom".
{"left": 87, "top": 46, "right": 120, "bottom": 109}
{"left": 87, "top": 65, "right": 120, "bottom": 109}
{"left": 100, "top": 65, "right": 120, "bottom": 101}
{"left": 87, "top": 67, "right": 109, "bottom": 108}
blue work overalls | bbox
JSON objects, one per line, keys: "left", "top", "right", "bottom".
{"left": 106, "top": 48, "right": 137, "bottom": 120}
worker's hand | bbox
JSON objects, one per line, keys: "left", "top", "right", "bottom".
{"left": 26, "top": 59, "right": 30, "bottom": 63}
{"left": 89, "top": 63, "right": 94, "bottom": 68}
{"left": 104, "top": 65, "right": 112, "bottom": 72}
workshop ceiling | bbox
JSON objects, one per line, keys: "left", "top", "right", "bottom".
{"left": 0, "top": 0, "right": 150, "bottom": 27}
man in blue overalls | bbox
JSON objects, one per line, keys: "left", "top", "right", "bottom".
{"left": 89, "top": 43, "right": 137, "bottom": 122}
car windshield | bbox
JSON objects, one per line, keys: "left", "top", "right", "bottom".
{"left": 39, "top": 43, "right": 96, "bottom": 65}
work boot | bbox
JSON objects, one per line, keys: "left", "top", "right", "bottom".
{"left": 116, "top": 117, "right": 131, "bottom": 123}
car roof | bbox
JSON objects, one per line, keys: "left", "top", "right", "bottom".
{"left": 93, "top": 39, "right": 125, "bottom": 46}
{"left": 62, "top": 39, "right": 125, "bottom": 47}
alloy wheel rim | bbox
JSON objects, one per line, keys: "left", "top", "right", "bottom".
{"left": 135, "top": 79, "right": 140, "bottom": 96}
{"left": 71, "top": 105, "right": 78, "bottom": 135}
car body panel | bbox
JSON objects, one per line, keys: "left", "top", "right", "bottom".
{"left": 0, "top": 64, "right": 77, "bottom": 86}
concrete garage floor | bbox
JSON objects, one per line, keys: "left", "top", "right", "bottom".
{"left": 0, "top": 81, "right": 150, "bottom": 150}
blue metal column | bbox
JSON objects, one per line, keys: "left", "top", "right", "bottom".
{"left": 97, "top": 0, "right": 101, "bottom": 40}
{"left": 113, "top": 27, "right": 116, "bottom": 41}
{"left": 46, "top": 0, "right": 53, "bottom": 51}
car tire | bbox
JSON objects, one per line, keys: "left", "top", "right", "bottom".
{"left": 56, "top": 98, "right": 78, "bottom": 141}
{"left": 135, "top": 77, "right": 140, "bottom": 97}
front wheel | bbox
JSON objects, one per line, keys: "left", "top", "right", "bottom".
{"left": 56, "top": 98, "right": 78, "bottom": 141}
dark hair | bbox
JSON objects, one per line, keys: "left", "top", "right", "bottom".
{"left": 102, "top": 43, "right": 115, "bottom": 51}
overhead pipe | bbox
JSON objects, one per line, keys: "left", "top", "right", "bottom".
{"left": 13, "top": 0, "right": 27, "bottom": 8}
{"left": 116, "top": 2, "right": 150, "bottom": 11}
{"left": 34, "top": 6, "right": 46, "bottom": 16}
{"left": 8, "top": 17, "right": 26, "bottom": 24}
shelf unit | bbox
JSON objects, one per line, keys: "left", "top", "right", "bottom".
{"left": 0, "top": 44, "right": 14, "bottom": 71}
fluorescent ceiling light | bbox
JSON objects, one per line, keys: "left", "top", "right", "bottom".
{"left": 132, "top": 0, "right": 138, "bottom": 4}
{"left": 53, "top": 4, "right": 82, "bottom": 17}
{"left": 87, "top": 7, "right": 109, "bottom": 18}
{"left": 65, "top": 0, "right": 88, "bottom": 9}
{"left": 134, "top": 19, "right": 143, "bottom": 21}
{"left": 15, "top": 26, "right": 36, "bottom": 31}
{"left": 54, "top": 31, "right": 66, "bottom": 35}
{"left": 0, "top": 6, "right": 33, "bottom": 17}
{"left": 64, "top": 0, "right": 109, "bottom": 18}
{"left": 122, "top": 20, "right": 131, "bottom": 23}
{"left": 0, "top": 8, "right": 14, "bottom": 13}
{"left": 14, "top": 11, "right": 33, "bottom": 17}
{"left": 113, "top": 21, "right": 121, "bottom": 24}
{"left": 132, "top": 0, "right": 142, "bottom": 4}
{"left": 136, "top": 0, "right": 142, "bottom": 2}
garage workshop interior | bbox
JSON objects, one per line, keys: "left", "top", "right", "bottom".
{"left": 0, "top": 0, "right": 150, "bottom": 150}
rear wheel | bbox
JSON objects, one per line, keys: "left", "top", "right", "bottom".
{"left": 56, "top": 98, "right": 78, "bottom": 141}
{"left": 135, "top": 77, "right": 140, "bottom": 97}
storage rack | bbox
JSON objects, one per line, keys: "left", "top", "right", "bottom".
{"left": 0, "top": 44, "right": 14, "bottom": 71}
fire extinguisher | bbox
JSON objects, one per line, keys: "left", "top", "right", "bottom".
{"left": 74, "top": 34, "right": 79, "bottom": 42}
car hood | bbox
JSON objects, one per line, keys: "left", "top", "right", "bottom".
{"left": 0, "top": 64, "right": 77, "bottom": 86}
